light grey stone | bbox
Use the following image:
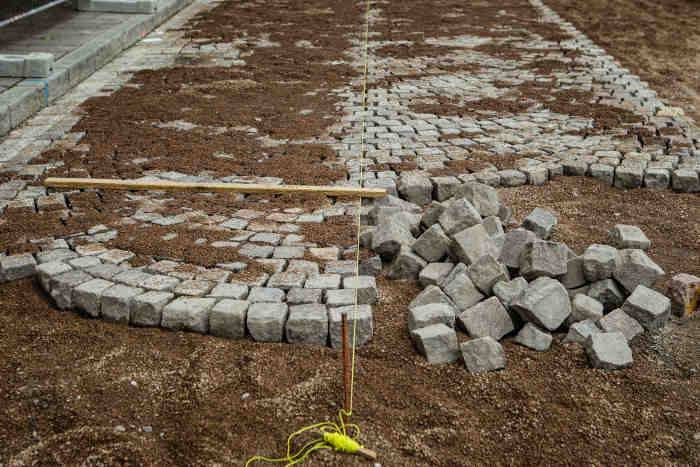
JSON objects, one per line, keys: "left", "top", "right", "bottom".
{"left": 419, "top": 262, "right": 454, "bottom": 287}
{"left": 285, "top": 304, "right": 328, "bottom": 346}
{"left": 209, "top": 283, "right": 249, "bottom": 299}
{"left": 371, "top": 216, "right": 415, "bottom": 261}
{"left": 431, "top": 176, "right": 460, "bottom": 201}
{"left": 67, "top": 256, "right": 101, "bottom": 270}
{"left": 598, "top": 309, "right": 644, "bottom": 341}
{"left": 101, "top": 284, "right": 143, "bottom": 324}
{"left": 587, "top": 279, "right": 625, "bottom": 311}
{"left": 407, "top": 304, "right": 456, "bottom": 331}
{"left": 498, "top": 169, "right": 526, "bottom": 187}
{"left": 248, "top": 287, "right": 285, "bottom": 303}
{"left": 442, "top": 270, "right": 484, "bottom": 310}
{"left": 564, "top": 319, "right": 601, "bottom": 344}
{"left": 621, "top": 285, "right": 671, "bottom": 330}
{"left": 342, "top": 276, "right": 378, "bottom": 304}
{"left": 86, "top": 263, "right": 124, "bottom": 280}
{"left": 666, "top": 273, "right": 700, "bottom": 317}
{"left": 457, "top": 297, "right": 514, "bottom": 340}
{"left": 174, "top": 279, "right": 214, "bottom": 297}
{"left": 451, "top": 224, "right": 498, "bottom": 265}
{"left": 438, "top": 198, "right": 481, "bottom": 235}
{"left": 36, "top": 261, "right": 72, "bottom": 292}
{"left": 132, "top": 291, "right": 174, "bottom": 327}
{"left": 583, "top": 244, "right": 619, "bottom": 281}
{"left": 460, "top": 337, "right": 506, "bottom": 373}
{"left": 50, "top": 270, "right": 93, "bottom": 309}
{"left": 98, "top": 249, "right": 134, "bottom": 265}
{"left": 608, "top": 225, "right": 650, "bottom": 250}
{"left": 412, "top": 224, "right": 450, "bottom": 262}
{"left": 398, "top": 173, "right": 433, "bottom": 205}
{"left": 409, "top": 284, "right": 457, "bottom": 311}
{"left": 246, "top": 302, "right": 289, "bottom": 342}
{"left": 267, "top": 271, "right": 306, "bottom": 290}
{"left": 328, "top": 305, "right": 373, "bottom": 349}
{"left": 239, "top": 244, "right": 274, "bottom": 259}
{"left": 568, "top": 294, "right": 604, "bottom": 326}
{"left": 671, "top": 169, "right": 700, "bottom": 192}
{"left": 387, "top": 247, "right": 427, "bottom": 280}
{"left": 208, "top": 299, "right": 248, "bottom": 339}
{"left": 467, "top": 254, "right": 509, "bottom": 295}
{"left": 559, "top": 256, "right": 586, "bottom": 289}
{"left": 482, "top": 216, "right": 504, "bottom": 238}
{"left": 522, "top": 208, "right": 557, "bottom": 239}
{"left": 643, "top": 168, "right": 671, "bottom": 190}
{"left": 511, "top": 277, "right": 571, "bottom": 331}
{"left": 161, "top": 297, "right": 217, "bottom": 334}
{"left": 286, "top": 286, "right": 322, "bottom": 305}
{"left": 613, "top": 249, "right": 665, "bottom": 293}
{"left": 140, "top": 274, "right": 181, "bottom": 292}
{"left": 457, "top": 182, "right": 501, "bottom": 217}
{"left": 73, "top": 278, "right": 114, "bottom": 317}
{"left": 499, "top": 228, "right": 537, "bottom": 270}
{"left": 305, "top": 274, "right": 341, "bottom": 290}
{"left": 493, "top": 277, "right": 528, "bottom": 309}
{"left": 36, "top": 248, "right": 78, "bottom": 264}
{"left": 113, "top": 269, "right": 152, "bottom": 288}
{"left": 420, "top": 201, "right": 447, "bottom": 229}
{"left": 0, "top": 253, "right": 37, "bottom": 282}
{"left": 514, "top": 323, "right": 552, "bottom": 351}
{"left": 411, "top": 324, "right": 460, "bottom": 364}
{"left": 584, "top": 332, "right": 633, "bottom": 369}
{"left": 614, "top": 166, "right": 643, "bottom": 189}
{"left": 590, "top": 163, "right": 614, "bottom": 185}
{"left": 325, "top": 288, "right": 355, "bottom": 307}
{"left": 519, "top": 240, "right": 568, "bottom": 280}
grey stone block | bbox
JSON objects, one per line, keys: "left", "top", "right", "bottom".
{"left": 499, "top": 228, "right": 537, "bottom": 270}
{"left": 411, "top": 323, "right": 460, "bottom": 364}
{"left": 438, "top": 198, "right": 481, "bottom": 235}
{"left": 457, "top": 182, "right": 501, "bottom": 217}
{"left": 328, "top": 305, "right": 373, "bottom": 349}
{"left": 590, "top": 163, "right": 614, "bottom": 185}
{"left": 564, "top": 319, "right": 601, "bottom": 344}
{"left": 387, "top": 247, "right": 427, "bottom": 280}
{"left": 420, "top": 201, "right": 447, "bottom": 229}
{"left": 583, "top": 244, "right": 619, "bottom": 281}
{"left": 522, "top": 208, "right": 557, "bottom": 240}
{"left": 671, "top": 169, "right": 700, "bottom": 192}
{"left": 643, "top": 168, "right": 670, "bottom": 190}
{"left": 443, "top": 269, "right": 484, "bottom": 310}
{"left": 85, "top": 263, "right": 124, "bottom": 280}
{"left": 285, "top": 304, "right": 328, "bottom": 346}
{"left": 493, "top": 277, "right": 528, "bottom": 310}
{"left": 621, "top": 285, "right": 671, "bottom": 330}
{"left": 239, "top": 244, "right": 274, "bottom": 259}
{"left": 174, "top": 279, "right": 215, "bottom": 297}
{"left": 519, "top": 240, "right": 568, "bottom": 280}
{"left": 371, "top": 216, "right": 415, "bottom": 261}
{"left": 267, "top": 271, "right": 306, "bottom": 290}
{"left": 608, "top": 225, "right": 650, "bottom": 250}
{"left": 451, "top": 224, "right": 498, "bottom": 265}
{"left": 209, "top": 299, "right": 248, "bottom": 339}
{"left": 584, "top": 332, "right": 633, "bottom": 369}
{"left": 514, "top": 323, "right": 552, "bottom": 351}
{"left": 409, "top": 284, "right": 457, "bottom": 311}
{"left": 614, "top": 166, "right": 643, "bottom": 189}
{"left": 0, "top": 253, "right": 37, "bottom": 282}
{"left": 305, "top": 274, "right": 341, "bottom": 290}
{"left": 559, "top": 256, "right": 586, "bottom": 289}
{"left": 132, "top": 291, "right": 174, "bottom": 327}
{"left": 247, "top": 302, "right": 289, "bottom": 342}
{"left": 412, "top": 224, "right": 450, "bottom": 262}
{"left": 666, "top": 273, "right": 700, "bottom": 317}
{"left": 457, "top": 297, "right": 514, "bottom": 340}
{"left": 587, "top": 279, "right": 625, "bottom": 312}
{"left": 140, "top": 274, "right": 181, "bottom": 292}
{"left": 248, "top": 287, "right": 285, "bottom": 303}
{"left": 512, "top": 277, "right": 571, "bottom": 331}
{"left": 613, "top": 249, "right": 664, "bottom": 293}
{"left": 482, "top": 216, "right": 504, "bottom": 238}
{"left": 73, "top": 278, "right": 114, "bottom": 317}
{"left": 162, "top": 297, "right": 217, "bottom": 334}
{"left": 325, "top": 288, "right": 355, "bottom": 307}
{"left": 598, "top": 309, "right": 643, "bottom": 341}
{"left": 50, "top": 270, "right": 93, "bottom": 309}
{"left": 460, "top": 337, "right": 506, "bottom": 373}
{"left": 101, "top": 284, "right": 144, "bottom": 324}
{"left": 68, "top": 256, "right": 102, "bottom": 270}
{"left": 113, "top": 269, "right": 152, "bottom": 287}
{"left": 407, "top": 304, "right": 456, "bottom": 331}
{"left": 431, "top": 176, "right": 460, "bottom": 201}
{"left": 419, "top": 262, "right": 454, "bottom": 287}
{"left": 398, "top": 173, "right": 433, "bottom": 205}
{"left": 36, "top": 261, "right": 72, "bottom": 292}
{"left": 467, "top": 254, "right": 509, "bottom": 295}
{"left": 568, "top": 294, "right": 604, "bottom": 326}
{"left": 342, "top": 276, "right": 378, "bottom": 304}
{"left": 23, "top": 53, "right": 54, "bottom": 78}
{"left": 287, "top": 288, "right": 323, "bottom": 305}
{"left": 498, "top": 169, "right": 526, "bottom": 187}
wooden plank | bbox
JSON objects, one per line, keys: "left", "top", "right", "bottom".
{"left": 43, "top": 177, "right": 387, "bottom": 198}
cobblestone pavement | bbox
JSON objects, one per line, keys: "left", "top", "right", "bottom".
{"left": 0, "top": 0, "right": 698, "bottom": 345}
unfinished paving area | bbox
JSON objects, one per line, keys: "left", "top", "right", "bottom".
{"left": 0, "top": 0, "right": 698, "bottom": 465}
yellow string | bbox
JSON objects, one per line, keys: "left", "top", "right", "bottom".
{"left": 245, "top": 0, "right": 373, "bottom": 464}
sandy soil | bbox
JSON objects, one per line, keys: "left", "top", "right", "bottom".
{"left": 546, "top": 0, "right": 700, "bottom": 125}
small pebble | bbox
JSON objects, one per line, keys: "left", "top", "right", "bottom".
{"left": 115, "top": 425, "right": 126, "bottom": 433}
{"left": 241, "top": 392, "right": 251, "bottom": 401}
{"left": 143, "top": 426, "right": 153, "bottom": 433}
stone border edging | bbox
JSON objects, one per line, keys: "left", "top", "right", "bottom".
{"left": 0, "top": 0, "right": 192, "bottom": 139}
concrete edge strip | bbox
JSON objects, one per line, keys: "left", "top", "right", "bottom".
{"left": 0, "top": 0, "right": 192, "bottom": 138}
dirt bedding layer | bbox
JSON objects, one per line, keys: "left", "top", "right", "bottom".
{"left": 545, "top": 0, "right": 700, "bottom": 125}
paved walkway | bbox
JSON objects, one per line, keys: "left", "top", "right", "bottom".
{"left": 0, "top": 0, "right": 698, "bottom": 343}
